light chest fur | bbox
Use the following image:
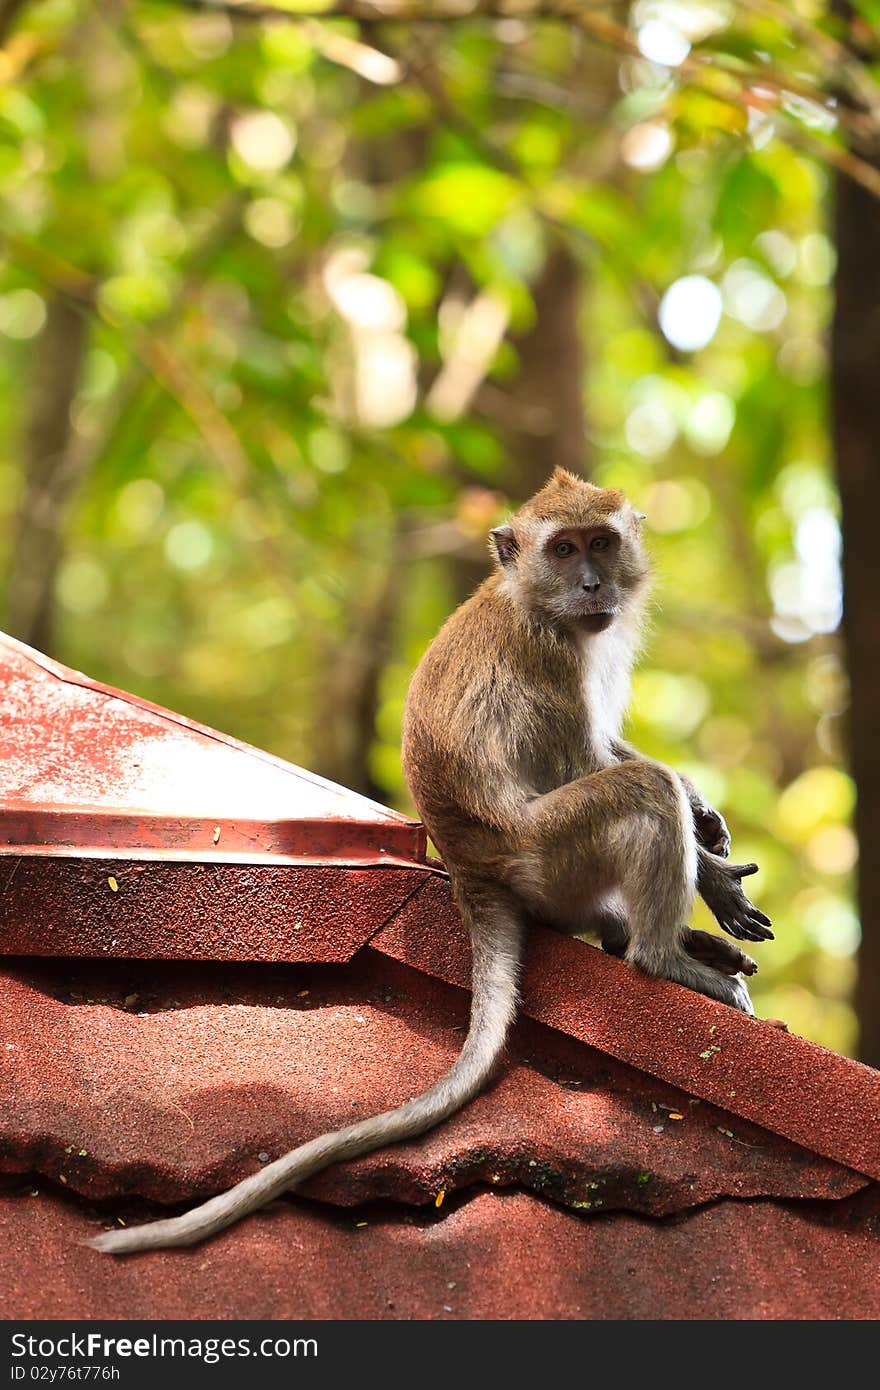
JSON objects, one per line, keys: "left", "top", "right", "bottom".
{"left": 577, "top": 622, "right": 638, "bottom": 768}
{"left": 505, "top": 620, "right": 639, "bottom": 797}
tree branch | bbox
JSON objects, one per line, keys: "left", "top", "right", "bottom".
{"left": 154, "top": 0, "right": 880, "bottom": 197}
{"left": 157, "top": 0, "right": 598, "bottom": 23}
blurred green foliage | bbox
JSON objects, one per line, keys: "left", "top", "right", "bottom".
{"left": 0, "top": 0, "right": 869, "bottom": 1051}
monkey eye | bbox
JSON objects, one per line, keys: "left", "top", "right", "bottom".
{"left": 554, "top": 541, "right": 577, "bottom": 556}
{"left": 590, "top": 536, "right": 610, "bottom": 551}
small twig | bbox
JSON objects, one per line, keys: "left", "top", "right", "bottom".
{"left": 733, "top": 0, "right": 880, "bottom": 120}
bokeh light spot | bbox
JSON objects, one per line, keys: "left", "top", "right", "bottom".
{"left": 658, "top": 276, "right": 722, "bottom": 351}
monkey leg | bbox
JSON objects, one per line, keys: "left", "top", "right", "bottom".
{"left": 597, "top": 911, "right": 629, "bottom": 958}
{"left": 512, "top": 762, "right": 754, "bottom": 1013}
{"left": 542, "top": 889, "right": 630, "bottom": 957}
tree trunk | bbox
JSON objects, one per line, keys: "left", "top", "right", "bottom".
{"left": 448, "top": 240, "right": 589, "bottom": 601}
{"left": 5, "top": 294, "right": 91, "bottom": 654}
{"left": 831, "top": 169, "right": 880, "bottom": 1067}
{"left": 310, "top": 525, "right": 403, "bottom": 802}
{"left": 505, "top": 243, "right": 588, "bottom": 490}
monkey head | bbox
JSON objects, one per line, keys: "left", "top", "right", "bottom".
{"left": 490, "top": 467, "right": 649, "bottom": 634}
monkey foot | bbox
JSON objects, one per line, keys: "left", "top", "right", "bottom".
{"left": 683, "top": 928, "right": 757, "bottom": 977}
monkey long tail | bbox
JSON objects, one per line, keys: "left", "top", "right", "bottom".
{"left": 87, "top": 896, "right": 524, "bottom": 1254}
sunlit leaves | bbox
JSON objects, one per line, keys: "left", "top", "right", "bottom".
{"left": 407, "top": 163, "right": 522, "bottom": 238}
{"left": 99, "top": 272, "right": 174, "bottom": 321}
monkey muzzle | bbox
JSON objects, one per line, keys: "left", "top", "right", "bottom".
{"left": 578, "top": 611, "right": 617, "bottom": 633}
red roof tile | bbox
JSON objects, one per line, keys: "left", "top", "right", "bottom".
{"left": 1, "top": 955, "right": 864, "bottom": 1214}
{"left": 375, "top": 877, "right": 880, "bottom": 1181}
{"left": 0, "top": 858, "right": 425, "bottom": 963}
{"left": 3, "top": 1186, "right": 878, "bottom": 1320}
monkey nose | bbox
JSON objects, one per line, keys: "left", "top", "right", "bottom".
{"left": 582, "top": 578, "right": 601, "bottom": 593}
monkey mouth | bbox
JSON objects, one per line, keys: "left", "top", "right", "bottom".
{"left": 577, "top": 611, "right": 616, "bottom": 633}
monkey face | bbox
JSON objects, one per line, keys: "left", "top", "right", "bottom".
{"left": 538, "top": 524, "right": 624, "bottom": 628}
{"left": 491, "top": 470, "right": 649, "bottom": 633}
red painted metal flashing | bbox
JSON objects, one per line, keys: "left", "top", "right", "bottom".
{"left": 0, "top": 633, "right": 426, "bottom": 866}
{"left": 0, "top": 631, "right": 433, "bottom": 961}
{"left": 372, "top": 877, "right": 880, "bottom": 1182}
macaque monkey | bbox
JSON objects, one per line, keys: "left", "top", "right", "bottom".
{"left": 90, "top": 469, "right": 770, "bottom": 1254}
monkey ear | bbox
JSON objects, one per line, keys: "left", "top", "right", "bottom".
{"left": 634, "top": 512, "right": 647, "bottom": 523}
{"left": 490, "top": 525, "right": 519, "bottom": 568}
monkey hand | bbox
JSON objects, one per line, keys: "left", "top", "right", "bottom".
{"left": 698, "top": 857, "right": 773, "bottom": 943}
{"left": 691, "top": 801, "right": 731, "bottom": 858}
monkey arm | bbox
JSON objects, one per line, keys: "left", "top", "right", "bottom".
{"left": 609, "top": 738, "right": 730, "bottom": 857}
{"left": 680, "top": 777, "right": 730, "bottom": 858}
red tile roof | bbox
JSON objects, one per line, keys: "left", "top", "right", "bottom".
{"left": 376, "top": 878, "right": 880, "bottom": 1181}
{"left": 1, "top": 633, "right": 878, "bottom": 1320}
{"left": 2, "top": 954, "right": 864, "bottom": 1212}
{"left": 4, "top": 1187, "right": 878, "bottom": 1321}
